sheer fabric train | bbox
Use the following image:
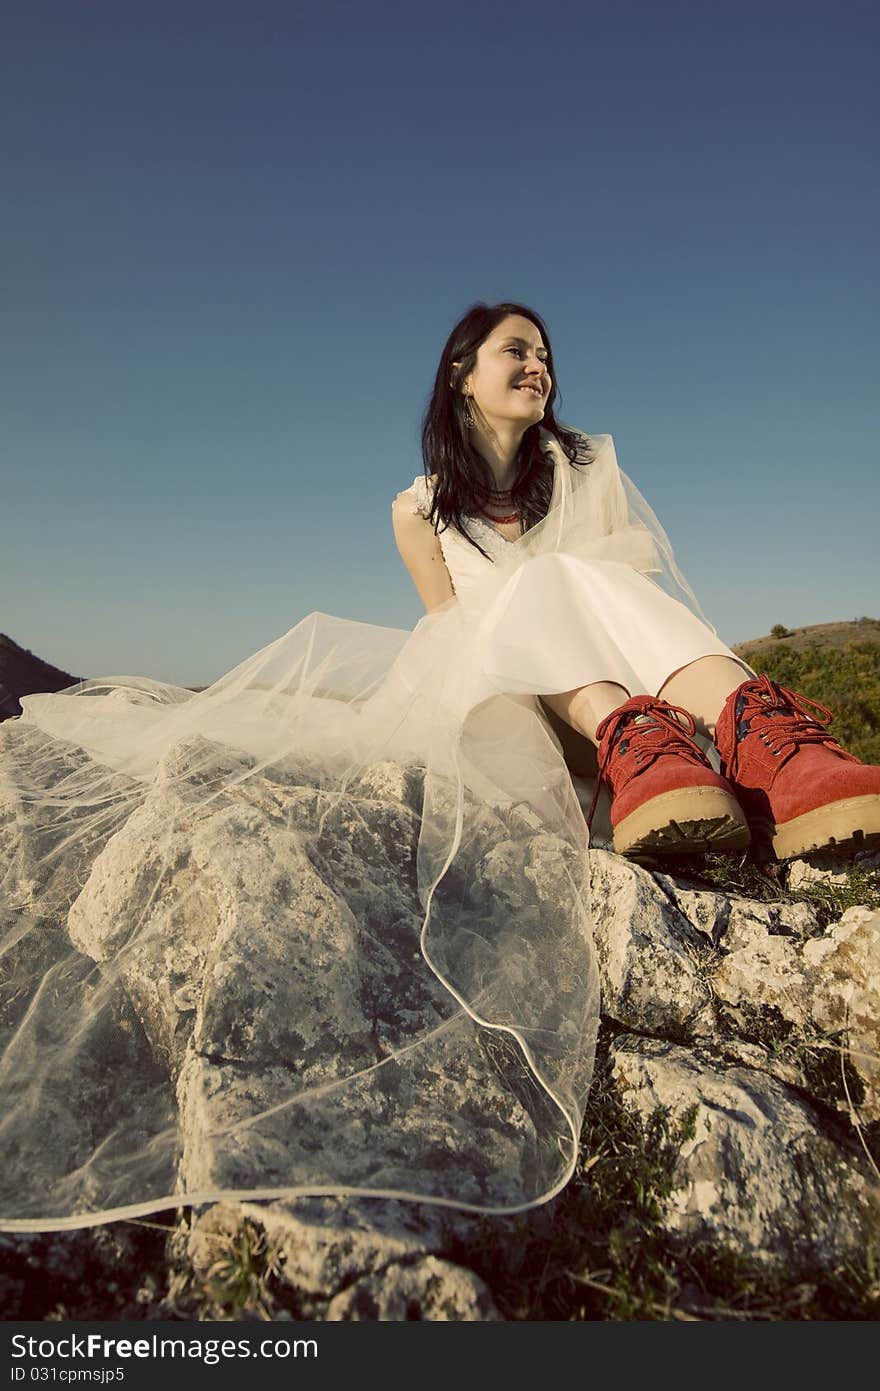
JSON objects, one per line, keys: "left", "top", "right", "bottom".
{"left": 1, "top": 429, "right": 723, "bottom": 1231}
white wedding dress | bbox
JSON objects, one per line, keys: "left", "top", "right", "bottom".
{"left": 0, "top": 428, "right": 756, "bottom": 1231}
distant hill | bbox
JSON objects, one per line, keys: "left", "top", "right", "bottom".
{"left": 0, "top": 633, "right": 85, "bottom": 721}
{"left": 730, "top": 616, "right": 880, "bottom": 659}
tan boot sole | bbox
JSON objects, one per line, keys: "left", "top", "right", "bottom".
{"left": 614, "top": 785, "right": 751, "bottom": 859}
{"left": 767, "top": 794, "right": 880, "bottom": 860}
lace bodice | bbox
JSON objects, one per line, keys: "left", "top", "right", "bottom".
{"left": 400, "top": 474, "right": 521, "bottom": 606}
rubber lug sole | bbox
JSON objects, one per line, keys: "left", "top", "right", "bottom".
{"left": 763, "top": 793, "right": 880, "bottom": 861}
{"left": 613, "top": 785, "right": 751, "bottom": 859}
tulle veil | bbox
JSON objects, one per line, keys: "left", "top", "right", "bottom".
{"left": 0, "top": 427, "right": 719, "bottom": 1231}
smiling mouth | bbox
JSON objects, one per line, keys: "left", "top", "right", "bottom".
{"left": 515, "top": 386, "right": 543, "bottom": 398}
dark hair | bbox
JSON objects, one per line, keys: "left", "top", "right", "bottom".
{"left": 419, "top": 301, "right": 595, "bottom": 561}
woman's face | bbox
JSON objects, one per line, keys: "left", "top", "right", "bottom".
{"left": 454, "top": 314, "right": 551, "bottom": 428}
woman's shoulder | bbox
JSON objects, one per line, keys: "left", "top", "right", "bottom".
{"left": 392, "top": 472, "right": 438, "bottom": 522}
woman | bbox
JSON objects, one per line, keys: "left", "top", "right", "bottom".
{"left": 2, "top": 302, "right": 877, "bottom": 1234}
{"left": 393, "top": 301, "right": 880, "bottom": 866}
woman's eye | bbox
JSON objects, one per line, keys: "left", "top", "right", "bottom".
{"left": 505, "top": 347, "right": 548, "bottom": 363}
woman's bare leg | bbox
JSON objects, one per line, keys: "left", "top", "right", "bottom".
{"left": 542, "top": 655, "right": 756, "bottom": 748}
{"left": 656, "top": 655, "right": 756, "bottom": 739}
{"left": 540, "top": 683, "right": 631, "bottom": 745}
{"left": 539, "top": 680, "right": 672, "bottom": 746}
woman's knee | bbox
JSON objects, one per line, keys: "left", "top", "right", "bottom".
{"left": 656, "top": 654, "right": 754, "bottom": 698}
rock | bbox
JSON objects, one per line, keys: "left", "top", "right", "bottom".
{"left": 54, "top": 736, "right": 567, "bottom": 1213}
{"left": 636, "top": 868, "right": 880, "bottom": 1125}
{"left": 707, "top": 903, "right": 880, "bottom": 1123}
{"left": 587, "top": 851, "right": 711, "bottom": 1038}
{"left": 325, "top": 1256, "right": 500, "bottom": 1320}
{"left": 3, "top": 711, "right": 880, "bottom": 1318}
{"left": 786, "top": 847, "right": 880, "bottom": 891}
{"left": 184, "top": 1197, "right": 497, "bottom": 1320}
{"left": 608, "top": 1035, "right": 880, "bottom": 1271}
{"left": 802, "top": 907, "right": 880, "bottom": 1123}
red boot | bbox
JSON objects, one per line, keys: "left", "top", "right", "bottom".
{"left": 713, "top": 673, "right": 880, "bottom": 860}
{"left": 586, "top": 693, "right": 751, "bottom": 859}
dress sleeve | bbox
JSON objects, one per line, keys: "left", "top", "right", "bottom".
{"left": 400, "top": 475, "right": 433, "bottom": 520}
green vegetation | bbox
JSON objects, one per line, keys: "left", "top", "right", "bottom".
{"left": 658, "top": 850, "right": 880, "bottom": 928}
{"left": 733, "top": 629, "right": 880, "bottom": 765}
{"left": 179, "top": 1217, "right": 288, "bottom": 1320}
{"left": 786, "top": 860, "right": 880, "bottom": 923}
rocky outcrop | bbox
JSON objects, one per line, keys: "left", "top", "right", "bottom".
{"left": 180, "top": 1198, "right": 500, "bottom": 1320}
{"left": 1, "top": 722, "right": 878, "bottom": 1319}
{"left": 608, "top": 1036, "right": 877, "bottom": 1269}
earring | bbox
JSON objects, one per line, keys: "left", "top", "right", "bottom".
{"left": 463, "top": 393, "right": 475, "bottom": 429}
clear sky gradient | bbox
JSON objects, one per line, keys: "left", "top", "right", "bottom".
{"left": 3, "top": 0, "right": 877, "bottom": 687}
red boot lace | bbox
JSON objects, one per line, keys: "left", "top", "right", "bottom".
{"left": 585, "top": 698, "right": 706, "bottom": 833}
{"left": 726, "top": 673, "right": 854, "bottom": 782}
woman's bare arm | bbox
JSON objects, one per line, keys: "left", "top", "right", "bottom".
{"left": 391, "top": 493, "right": 456, "bottom": 614}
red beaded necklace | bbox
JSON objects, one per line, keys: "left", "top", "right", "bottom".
{"left": 481, "top": 506, "right": 520, "bottom": 525}
{"left": 473, "top": 479, "right": 520, "bottom": 526}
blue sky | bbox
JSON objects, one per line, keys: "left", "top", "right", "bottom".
{"left": 3, "top": 0, "right": 877, "bottom": 688}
